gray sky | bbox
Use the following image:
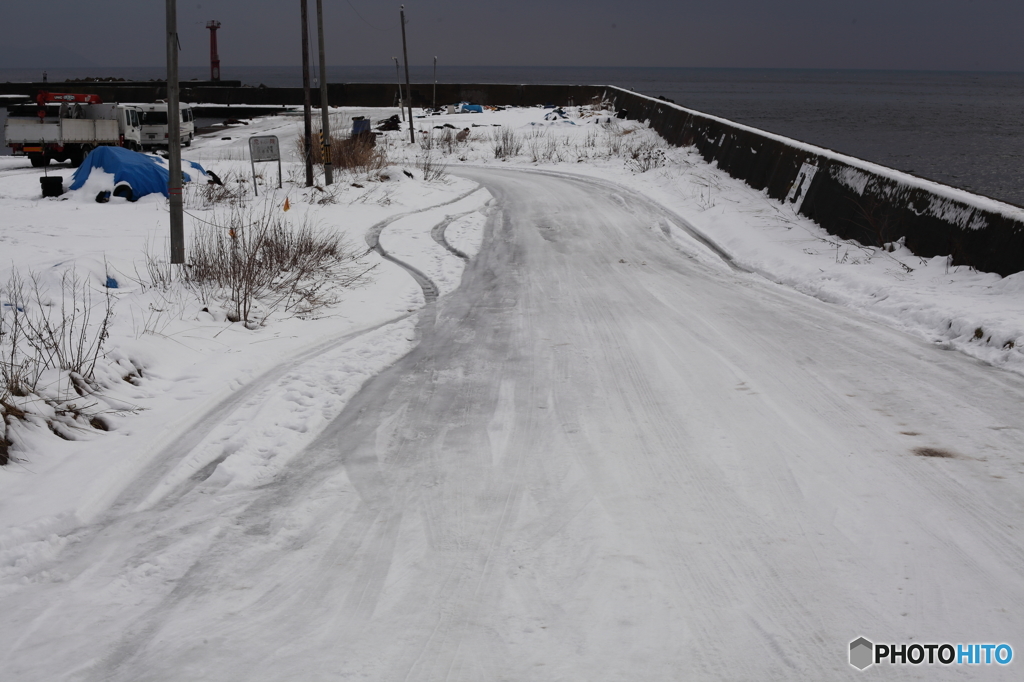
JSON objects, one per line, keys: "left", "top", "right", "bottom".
{"left": 2, "top": 0, "right": 1023, "bottom": 71}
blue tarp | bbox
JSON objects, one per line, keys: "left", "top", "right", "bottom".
{"left": 69, "top": 146, "right": 207, "bottom": 199}
{"left": 458, "top": 103, "right": 484, "bottom": 114}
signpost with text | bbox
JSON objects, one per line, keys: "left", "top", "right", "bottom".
{"left": 248, "top": 135, "right": 282, "bottom": 197}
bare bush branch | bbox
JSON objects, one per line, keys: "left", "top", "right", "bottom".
{"left": 181, "top": 208, "right": 376, "bottom": 326}
{"left": 298, "top": 130, "right": 389, "bottom": 174}
{"left": 418, "top": 152, "right": 448, "bottom": 182}
{"left": 19, "top": 270, "right": 114, "bottom": 380}
{"left": 624, "top": 138, "right": 667, "bottom": 173}
{"left": 492, "top": 127, "right": 523, "bottom": 160}
{"left": 0, "top": 272, "right": 41, "bottom": 398}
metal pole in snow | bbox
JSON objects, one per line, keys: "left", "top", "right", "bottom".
{"left": 394, "top": 57, "right": 404, "bottom": 121}
{"left": 167, "top": 0, "right": 184, "bottom": 264}
{"left": 251, "top": 154, "right": 258, "bottom": 197}
{"left": 433, "top": 56, "right": 437, "bottom": 111}
{"left": 300, "top": 0, "right": 314, "bottom": 187}
{"left": 315, "top": 0, "right": 332, "bottom": 185}
{"left": 400, "top": 6, "right": 414, "bottom": 144}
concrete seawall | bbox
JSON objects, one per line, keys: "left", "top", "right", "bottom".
{"left": 2, "top": 80, "right": 1020, "bottom": 275}
{"left": 605, "top": 86, "right": 1024, "bottom": 277}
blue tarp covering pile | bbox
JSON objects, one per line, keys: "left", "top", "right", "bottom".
{"left": 69, "top": 147, "right": 207, "bottom": 199}
{"left": 458, "top": 103, "right": 484, "bottom": 114}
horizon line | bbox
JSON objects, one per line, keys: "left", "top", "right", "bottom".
{"left": 3, "top": 64, "right": 1024, "bottom": 76}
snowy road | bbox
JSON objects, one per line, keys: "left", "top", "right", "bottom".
{"left": 4, "top": 168, "right": 1024, "bottom": 680}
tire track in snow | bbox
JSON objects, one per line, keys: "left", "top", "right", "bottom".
{"left": 453, "top": 165, "right": 749, "bottom": 273}
{"left": 429, "top": 210, "right": 477, "bottom": 260}
{"left": 126, "top": 186, "right": 487, "bottom": 514}
{"left": 364, "top": 186, "right": 486, "bottom": 304}
{"left": 0, "top": 188, "right": 497, "bottom": 643}
{"left": 0, "top": 166, "right": 48, "bottom": 179}
{"left": 122, "top": 314, "right": 417, "bottom": 514}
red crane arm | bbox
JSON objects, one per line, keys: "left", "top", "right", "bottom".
{"left": 35, "top": 91, "right": 104, "bottom": 106}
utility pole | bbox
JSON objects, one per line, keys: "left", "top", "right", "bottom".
{"left": 166, "top": 0, "right": 184, "bottom": 264}
{"left": 315, "top": 0, "right": 332, "bottom": 185}
{"left": 433, "top": 55, "right": 437, "bottom": 111}
{"left": 400, "top": 5, "right": 414, "bottom": 144}
{"left": 300, "top": 0, "right": 313, "bottom": 187}
{"left": 393, "top": 57, "right": 404, "bottom": 121}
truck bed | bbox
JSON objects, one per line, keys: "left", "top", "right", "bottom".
{"left": 5, "top": 118, "right": 120, "bottom": 145}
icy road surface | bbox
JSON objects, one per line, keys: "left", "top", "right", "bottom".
{"left": 4, "top": 168, "right": 1024, "bottom": 681}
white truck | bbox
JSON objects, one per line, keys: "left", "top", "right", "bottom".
{"left": 137, "top": 102, "right": 195, "bottom": 149}
{"left": 4, "top": 92, "right": 143, "bottom": 167}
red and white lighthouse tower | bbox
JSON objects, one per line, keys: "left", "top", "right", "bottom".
{"left": 206, "top": 20, "right": 222, "bottom": 82}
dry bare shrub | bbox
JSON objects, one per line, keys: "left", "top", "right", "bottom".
{"left": 142, "top": 241, "right": 176, "bottom": 290}
{"left": 0, "top": 426, "right": 10, "bottom": 465}
{"left": 442, "top": 128, "right": 458, "bottom": 154}
{"left": 419, "top": 128, "right": 436, "bottom": 151}
{"left": 418, "top": 152, "right": 448, "bottom": 182}
{"left": 183, "top": 207, "right": 376, "bottom": 326}
{"left": 184, "top": 169, "right": 250, "bottom": 209}
{"left": 602, "top": 123, "right": 625, "bottom": 157}
{"left": 421, "top": 127, "right": 465, "bottom": 156}
{"left": 0, "top": 272, "right": 38, "bottom": 399}
{"left": 625, "top": 137, "right": 667, "bottom": 172}
{"left": 20, "top": 270, "right": 114, "bottom": 379}
{"left": 525, "top": 128, "right": 547, "bottom": 163}
{"left": 492, "top": 127, "right": 523, "bottom": 159}
{"left": 298, "top": 131, "right": 389, "bottom": 173}
{"left": 1, "top": 270, "right": 114, "bottom": 388}
{"left": 524, "top": 127, "right": 594, "bottom": 164}
{"left": 1, "top": 268, "right": 117, "bottom": 463}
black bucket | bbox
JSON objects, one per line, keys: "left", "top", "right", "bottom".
{"left": 40, "top": 176, "right": 64, "bottom": 198}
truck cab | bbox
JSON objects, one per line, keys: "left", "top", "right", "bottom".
{"left": 138, "top": 103, "right": 195, "bottom": 149}
{"left": 87, "top": 104, "right": 144, "bottom": 150}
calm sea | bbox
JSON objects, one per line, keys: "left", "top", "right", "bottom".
{"left": 3, "top": 65, "right": 1023, "bottom": 206}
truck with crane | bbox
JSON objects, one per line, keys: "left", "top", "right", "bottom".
{"left": 4, "top": 92, "right": 143, "bottom": 167}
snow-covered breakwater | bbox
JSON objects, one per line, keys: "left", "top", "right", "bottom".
{"left": 607, "top": 86, "right": 1024, "bottom": 277}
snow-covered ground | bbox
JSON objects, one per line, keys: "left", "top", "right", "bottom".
{"left": 388, "top": 103, "right": 1024, "bottom": 375}
{"left": 2, "top": 103, "right": 1023, "bottom": 679}
{"left": 0, "top": 106, "right": 489, "bottom": 542}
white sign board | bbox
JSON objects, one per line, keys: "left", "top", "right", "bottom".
{"left": 249, "top": 135, "right": 280, "bottom": 162}
{"left": 786, "top": 162, "right": 818, "bottom": 212}
{"left": 248, "top": 135, "right": 282, "bottom": 195}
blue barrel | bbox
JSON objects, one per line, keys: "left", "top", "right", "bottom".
{"left": 352, "top": 118, "right": 371, "bottom": 135}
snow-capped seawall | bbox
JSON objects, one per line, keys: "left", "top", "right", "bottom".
{"left": 607, "top": 86, "right": 1024, "bottom": 277}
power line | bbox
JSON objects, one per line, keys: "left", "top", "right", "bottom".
{"left": 345, "top": 0, "right": 387, "bottom": 32}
